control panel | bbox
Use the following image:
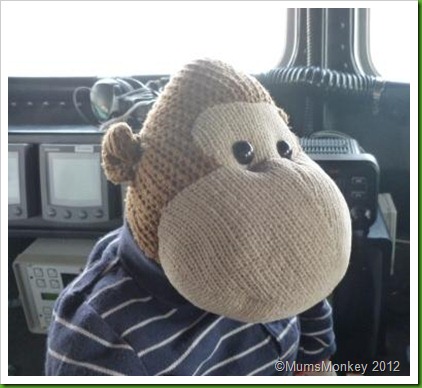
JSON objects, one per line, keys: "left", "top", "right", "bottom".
{"left": 13, "top": 238, "right": 96, "bottom": 334}
{"left": 300, "top": 137, "right": 379, "bottom": 230}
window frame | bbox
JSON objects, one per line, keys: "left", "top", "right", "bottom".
{"left": 353, "top": 8, "right": 380, "bottom": 78}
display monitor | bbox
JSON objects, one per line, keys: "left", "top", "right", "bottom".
{"left": 48, "top": 152, "right": 102, "bottom": 207}
{"left": 40, "top": 144, "right": 120, "bottom": 223}
{"left": 8, "top": 143, "right": 39, "bottom": 220}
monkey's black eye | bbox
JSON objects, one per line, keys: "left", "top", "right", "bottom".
{"left": 277, "top": 140, "right": 293, "bottom": 159}
{"left": 232, "top": 140, "right": 254, "bottom": 165}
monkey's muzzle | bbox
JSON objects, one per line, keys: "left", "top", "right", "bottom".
{"left": 158, "top": 157, "right": 351, "bottom": 323}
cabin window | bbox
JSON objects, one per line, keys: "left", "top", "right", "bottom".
{"left": 3, "top": 2, "right": 288, "bottom": 76}
{"left": 368, "top": 5, "right": 415, "bottom": 83}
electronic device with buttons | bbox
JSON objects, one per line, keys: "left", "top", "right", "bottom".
{"left": 13, "top": 238, "right": 96, "bottom": 334}
{"left": 8, "top": 143, "right": 40, "bottom": 220}
{"left": 299, "top": 137, "right": 379, "bottom": 230}
{"left": 39, "top": 144, "right": 120, "bottom": 223}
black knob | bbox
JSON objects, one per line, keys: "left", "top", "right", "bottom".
{"left": 63, "top": 210, "right": 72, "bottom": 219}
{"left": 232, "top": 141, "right": 254, "bottom": 165}
{"left": 277, "top": 140, "right": 292, "bottom": 159}
{"left": 48, "top": 208, "right": 56, "bottom": 217}
{"left": 14, "top": 207, "right": 22, "bottom": 216}
{"left": 94, "top": 209, "right": 104, "bottom": 218}
{"left": 79, "top": 210, "right": 88, "bottom": 219}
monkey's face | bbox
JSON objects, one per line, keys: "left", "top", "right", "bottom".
{"left": 157, "top": 102, "right": 351, "bottom": 323}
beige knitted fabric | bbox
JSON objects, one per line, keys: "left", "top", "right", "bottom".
{"left": 158, "top": 102, "right": 351, "bottom": 322}
{"left": 102, "top": 59, "right": 351, "bottom": 322}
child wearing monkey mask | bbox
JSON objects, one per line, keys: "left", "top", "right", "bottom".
{"left": 46, "top": 59, "right": 351, "bottom": 376}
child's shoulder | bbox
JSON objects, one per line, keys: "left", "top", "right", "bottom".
{"left": 52, "top": 227, "right": 150, "bottom": 320}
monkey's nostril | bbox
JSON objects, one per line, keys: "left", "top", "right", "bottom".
{"left": 248, "top": 160, "right": 272, "bottom": 173}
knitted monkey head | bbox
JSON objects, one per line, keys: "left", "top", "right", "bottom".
{"left": 102, "top": 59, "right": 351, "bottom": 323}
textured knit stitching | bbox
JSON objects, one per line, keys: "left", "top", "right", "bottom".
{"left": 104, "top": 59, "right": 282, "bottom": 260}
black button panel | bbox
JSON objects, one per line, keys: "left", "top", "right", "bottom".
{"left": 44, "top": 207, "right": 106, "bottom": 222}
{"left": 299, "top": 137, "right": 379, "bottom": 230}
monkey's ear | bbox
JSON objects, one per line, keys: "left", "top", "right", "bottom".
{"left": 101, "top": 122, "right": 143, "bottom": 184}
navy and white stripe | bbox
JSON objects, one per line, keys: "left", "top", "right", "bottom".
{"left": 296, "top": 299, "right": 336, "bottom": 363}
{"left": 46, "top": 223, "right": 336, "bottom": 376}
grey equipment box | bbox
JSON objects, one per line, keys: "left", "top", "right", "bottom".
{"left": 13, "top": 238, "right": 96, "bottom": 334}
